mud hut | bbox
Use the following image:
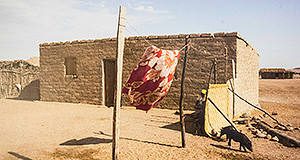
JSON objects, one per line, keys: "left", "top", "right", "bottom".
{"left": 39, "top": 32, "right": 259, "bottom": 119}
{"left": 260, "top": 68, "right": 294, "bottom": 79}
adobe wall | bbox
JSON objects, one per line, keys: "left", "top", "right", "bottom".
{"left": 234, "top": 37, "right": 260, "bottom": 117}
{"left": 39, "top": 32, "right": 256, "bottom": 111}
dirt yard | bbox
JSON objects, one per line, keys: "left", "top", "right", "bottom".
{"left": 0, "top": 79, "right": 299, "bottom": 159}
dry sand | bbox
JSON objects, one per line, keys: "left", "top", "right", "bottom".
{"left": 0, "top": 79, "right": 299, "bottom": 159}
{"left": 258, "top": 79, "right": 300, "bottom": 140}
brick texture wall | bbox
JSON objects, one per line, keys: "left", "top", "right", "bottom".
{"left": 39, "top": 32, "right": 258, "bottom": 113}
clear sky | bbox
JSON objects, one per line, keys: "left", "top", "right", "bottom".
{"left": 1, "top": 0, "right": 299, "bottom": 69}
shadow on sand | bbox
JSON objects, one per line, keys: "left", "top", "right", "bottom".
{"left": 160, "top": 112, "right": 208, "bottom": 136}
{"left": 60, "top": 137, "right": 112, "bottom": 146}
{"left": 6, "top": 97, "right": 36, "bottom": 102}
{"left": 8, "top": 152, "right": 32, "bottom": 160}
{"left": 161, "top": 121, "right": 198, "bottom": 135}
{"left": 94, "top": 131, "right": 181, "bottom": 148}
{"left": 210, "top": 144, "right": 248, "bottom": 153}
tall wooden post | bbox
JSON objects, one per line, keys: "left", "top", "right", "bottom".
{"left": 224, "top": 47, "right": 228, "bottom": 81}
{"left": 208, "top": 98, "right": 238, "bottom": 131}
{"left": 179, "top": 37, "right": 189, "bottom": 148}
{"left": 20, "top": 61, "right": 23, "bottom": 90}
{"left": 112, "top": 6, "right": 126, "bottom": 160}
{"left": 231, "top": 59, "right": 236, "bottom": 118}
{"left": 213, "top": 59, "right": 217, "bottom": 84}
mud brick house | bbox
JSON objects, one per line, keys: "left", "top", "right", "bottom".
{"left": 39, "top": 32, "right": 259, "bottom": 118}
{"left": 260, "top": 68, "right": 295, "bottom": 79}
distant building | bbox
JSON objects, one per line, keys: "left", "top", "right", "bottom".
{"left": 287, "top": 67, "right": 300, "bottom": 74}
{"left": 260, "top": 68, "right": 295, "bottom": 79}
{"left": 287, "top": 67, "right": 300, "bottom": 79}
{"left": 0, "top": 60, "right": 39, "bottom": 98}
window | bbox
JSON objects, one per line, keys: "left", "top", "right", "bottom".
{"left": 64, "top": 57, "right": 77, "bottom": 76}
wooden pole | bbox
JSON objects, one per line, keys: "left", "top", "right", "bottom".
{"left": 112, "top": 6, "right": 126, "bottom": 160}
{"left": 20, "top": 61, "right": 23, "bottom": 90}
{"left": 200, "top": 60, "right": 216, "bottom": 136}
{"left": 179, "top": 36, "right": 189, "bottom": 148}
{"left": 207, "top": 98, "right": 238, "bottom": 131}
{"left": 231, "top": 59, "right": 235, "bottom": 118}
{"left": 213, "top": 59, "right": 217, "bottom": 84}
{"left": 228, "top": 88, "right": 287, "bottom": 129}
{"left": 204, "top": 60, "right": 216, "bottom": 104}
{"left": 224, "top": 47, "right": 228, "bottom": 81}
{"left": 256, "top": 121, "right": 299, "bottom": 147}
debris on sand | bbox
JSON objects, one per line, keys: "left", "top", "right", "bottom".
{"left": 270, "top": 136, "right": 279, "bottom": 142}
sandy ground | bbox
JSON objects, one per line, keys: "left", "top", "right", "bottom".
{"left": 0, "top": 79, "right": 299, "bottom": 160}
{"left": 258, "top": 79, "right": 300, "bottom": 139}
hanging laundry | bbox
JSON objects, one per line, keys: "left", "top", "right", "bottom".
{"left": 122, "top": 46, "right": 180, "bottom": 111}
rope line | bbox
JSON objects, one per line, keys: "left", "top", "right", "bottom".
{"left": 125, "top": 20, "right": 153, "bottom": 46}
{"left": 179, "top": 43, "right": 191, "bottom": 52}
{"left": 190, "top": 45, "right": 212, "bottom": 55}
{"left": 125, "top": 28, "right": 136, "bottom": 36}
{"left": 126, "top": 19, "right": 191, "bottom": 52}
{"left": 125, "top": 19, "right": 210, "bottom": 55}
{"left": 190, "top": 45, "right": 228, "bottom": 61}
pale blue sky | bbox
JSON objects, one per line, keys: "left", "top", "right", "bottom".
{"left": 1, "top": 0, "right": 299, "bottom": 69}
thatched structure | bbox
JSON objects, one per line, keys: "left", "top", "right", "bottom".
{"left": 0, "top": 60, "right": 39, "bottom": 98}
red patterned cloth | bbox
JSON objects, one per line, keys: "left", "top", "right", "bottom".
{"left": 122, "top": 46, "right": 180, "bottom": 111}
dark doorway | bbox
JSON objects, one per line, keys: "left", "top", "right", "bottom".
{"left": 103, "top": 59, "right": 116, "bottom": 107}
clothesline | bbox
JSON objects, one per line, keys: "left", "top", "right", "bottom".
{"left": 125, "top": 20, "right": 193, "bottom": 52}
{"left": 125, "top": 19, "right": 220, "bottom": 56}
{"left": 126, "top": 21, "right": 153, "bottom": 46}
{"left": 179, "top": 43, "right": 190, "bottom": 52}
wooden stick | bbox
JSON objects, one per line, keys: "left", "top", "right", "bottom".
{"left": 227, "top": 88, "right": 287, "bottom": 129}
{"left": 231, "top": 59, "right": 235, "bottom": 118}
{"left": 213, "top": 59, "right": 217, "bottom": 84}
{"left": 200, "top": 59, "right": 216, "bottom": 134}
{"left": 20, "top": 61, "right": 23, "bottom": 90}
{"left": 257, "top": 121, "right": 300, "bottom": 147}
{"left": 112, "top": 6, "right": 126, "bottom": 160}
{"left": 228, "top": 79, "right": 234, "bottom": 120}
{"left": 200, "top": 59, "right": 216, "bottom": 136}
{"left": 178, "top": 36, "right": 189, "bottom": 148}
{"left": 224, "top": 47, "right": 228, "bottom": 81}
{"left": 208, "top": 98, "right": 238, "bottom": 131}
{"left": 204, "top": 60, "right": 216, "bottom": 105}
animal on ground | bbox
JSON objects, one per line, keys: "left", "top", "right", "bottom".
{"left": 220, "top": 126, "right": 253, "bottom": 152}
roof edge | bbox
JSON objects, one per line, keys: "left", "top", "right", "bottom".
{"left": 39, "top": 31, "right": 253, "bottom": 48}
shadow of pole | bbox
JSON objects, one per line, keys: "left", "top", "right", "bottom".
{"left": 60, "top": 137, "right": 112, "bottom": 146}
{"left": 8, "top": 152, "right": 32, "bottom": 160}
{"left": 94, "top": 131, "right": 181, "bottom": 148}
{"left": 210, "top": 144, "right": 248, "bottom": 153}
